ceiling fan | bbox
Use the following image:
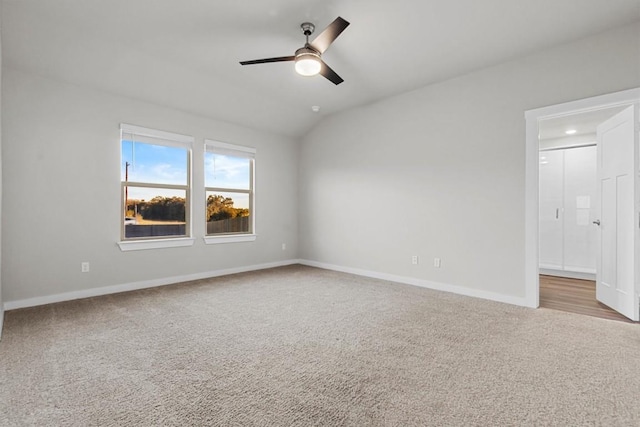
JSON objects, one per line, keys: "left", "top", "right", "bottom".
{"left": 240, "top": 17, "right": 350, "bottom": 85}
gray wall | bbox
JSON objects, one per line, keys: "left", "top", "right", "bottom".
{"left": 0, "top": 3, "right": 4, "bottom": 332}
{"left": 298, "top": 22, "right": 640, "bottom": 299}
{"left": 2, "top": 69, "right": 298, "bottom": 303}
{"left": 2, "top": 20, "right": 639, "bottom": 308}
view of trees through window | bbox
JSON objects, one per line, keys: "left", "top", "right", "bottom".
{"left": 206, "top": 194, "right": 249, "bottom": 221}
{"left": 121, "top": 132, "right": 190, "bottom": 239}
{"left": 205, "top": 142, "right": 254, "bottom": 235}
{"left": 124, "top": 194, "right": 247, "bottom": 223}
{"left": 121, "top": 128, "right": 254, "bottom": 240}
{"left": 125, "top": 195, "right": 186, "bottom": 222}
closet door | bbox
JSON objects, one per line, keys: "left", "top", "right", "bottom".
{"left": 563, "top": 146, "right": 597, "bottom": 273}
{"left": 539, "top": 150, "right": 564, "bottom": 270}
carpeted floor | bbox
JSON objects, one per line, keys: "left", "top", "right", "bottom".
{"left": 1, "top": 265, "right": 639, "bottom": 426}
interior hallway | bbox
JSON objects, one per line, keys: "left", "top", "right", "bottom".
{"left": 539, "top": 275, "right": 635, "bottom": 323}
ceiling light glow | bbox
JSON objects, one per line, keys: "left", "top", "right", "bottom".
{"left": 295, "top": 55, "right": 321, "bottom": 76}
{"left": 565, "top": 129, "right": 577, "bottom": 135}
{"left": 294, "top": 49, "right": 321, "bottom": 76}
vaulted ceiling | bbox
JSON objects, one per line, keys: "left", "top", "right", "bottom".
{"left": 3, "top": 0, "right": 639, "bottom": 137}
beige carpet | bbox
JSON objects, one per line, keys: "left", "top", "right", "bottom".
{"left": 1, "top": 265, "right": 639, "bottom": 426}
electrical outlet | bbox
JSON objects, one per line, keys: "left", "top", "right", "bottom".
{"left": 81, "top": 262, "right": 90, "bottom": 273}
{"left": 411, "top": 255, "right": 419, "bottom": 265}
{"left": 434, "top": 258, "right": 441, "bottom": 268}
{"left": 282, "top": 243, "right": 286, "bottom": 251}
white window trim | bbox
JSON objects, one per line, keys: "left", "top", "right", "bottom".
{"left": 203, "top": 234, "right": 257, "bottom": 245}
{"left": 120, "top": 124, "right": 194, "bottom": 247}
{"left": 118, "top": 237, "right": 196, "bottom": 252}
{"left": 204, "top": 139, "right": 256, "bottom": 244}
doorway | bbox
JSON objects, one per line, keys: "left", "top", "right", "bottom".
{"left": 524, "top": 88, "right": 640, "bottom": 319}
{"left": 537, "top": 108, "right": 624, "bottom": 319}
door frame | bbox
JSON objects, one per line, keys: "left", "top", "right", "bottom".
{"left": 524, "top": 88, "right": 640, "bottom": 309}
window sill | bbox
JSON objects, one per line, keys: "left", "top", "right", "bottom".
{"left": 117, "top": 237, "right": 195, "bottom": 252}
{"left": 203, "top": 234, "right": 257, "bottom": 245}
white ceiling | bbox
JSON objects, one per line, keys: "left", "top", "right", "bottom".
{"left": 3, "top": 0, "right": 639, "bottom": 138}
{"left": 539, "top": 106, "right": 629, "bottom": 141}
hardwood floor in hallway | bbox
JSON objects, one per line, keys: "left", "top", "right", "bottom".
{"left": 539, "top": 275, "right": 635, "bottom": 323}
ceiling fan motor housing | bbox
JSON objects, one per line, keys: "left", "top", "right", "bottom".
{"left": 295, "top": 46, "right": 320, "bottom": 58}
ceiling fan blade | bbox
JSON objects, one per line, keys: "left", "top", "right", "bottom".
{"left": 309, "top": 17, "right": 350, "bottom": 54}
{"left": 319, "top": 61, "right": 344, "bottom": 85}
{"left": 239, "top": 56, "right": 295, "bottom": 65}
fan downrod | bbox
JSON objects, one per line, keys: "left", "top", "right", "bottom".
{"left": 300, "top": 22, "right": 315, "bottom": 37}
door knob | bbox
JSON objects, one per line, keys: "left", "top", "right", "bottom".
{"left": 593, "top": 220, "right": 601, "bottom": 226}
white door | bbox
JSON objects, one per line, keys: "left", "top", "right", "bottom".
{"left": 595, "top": 105, "right": 638, "bottom": 321}
{"left": 539, "top": 150, "right": 564, "bottom": 270}
{"left": 563, "top": 146, "right": 597, "bottom": 273}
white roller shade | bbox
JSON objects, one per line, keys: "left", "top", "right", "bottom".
{"left": 121, "top": 123, "right": 194, "bottom": 149}
{"left": 205, "top": 139, "right": 255, "bottom": 159}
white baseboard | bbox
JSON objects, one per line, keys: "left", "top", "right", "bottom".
{"left": 3, "top": 259, "right": 300, "bottom": 311}
{"left": 4, "top": 259, "right": 531, "bottom": 312}
{"left": 299, "top": 259, "right": 531, "bottom": 308}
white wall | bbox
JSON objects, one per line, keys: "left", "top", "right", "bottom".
{"left": 2, "top": 68, "right": 298, "bottom": 304}
{"left": 298, "top": 22, "right": 640, "bottom": 301}
{"left": 0, "top": 2, "right": 4, "bottom": 335}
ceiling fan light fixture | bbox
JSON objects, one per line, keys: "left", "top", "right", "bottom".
{"left": 239, "top": 17, "right": 349, "bottom": 85}
{"left": 294, "top": 49, "right": 321, "bottom": 76}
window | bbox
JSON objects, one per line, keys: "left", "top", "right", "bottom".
{"left": 204, "top": 140, "right": 255, "bottom": 243}
{"left": 119, "top": 124, "right": 193, "bottom": 248}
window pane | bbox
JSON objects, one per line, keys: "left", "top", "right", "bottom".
{"left": 124, "top": 187, "right": 187, "bottom": 239}
{"left": 206, "top": 191, "right": 250, "bottom": 235}
{"left": 205, "top": 152, "right": 250, "bottom": 190}
{"left": 122, "top": 140, "right": 188, "bottom": 186}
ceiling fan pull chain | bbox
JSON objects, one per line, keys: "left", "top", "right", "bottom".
{"left": 131, "top": 133, "right": 136, "bottom": 171}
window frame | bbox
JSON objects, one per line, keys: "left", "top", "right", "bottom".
{"left": 118, "top": 123, "right": 195, "bottom": 251}
{"left": 203, "top": 139, "right": 256, "bottom": 245}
